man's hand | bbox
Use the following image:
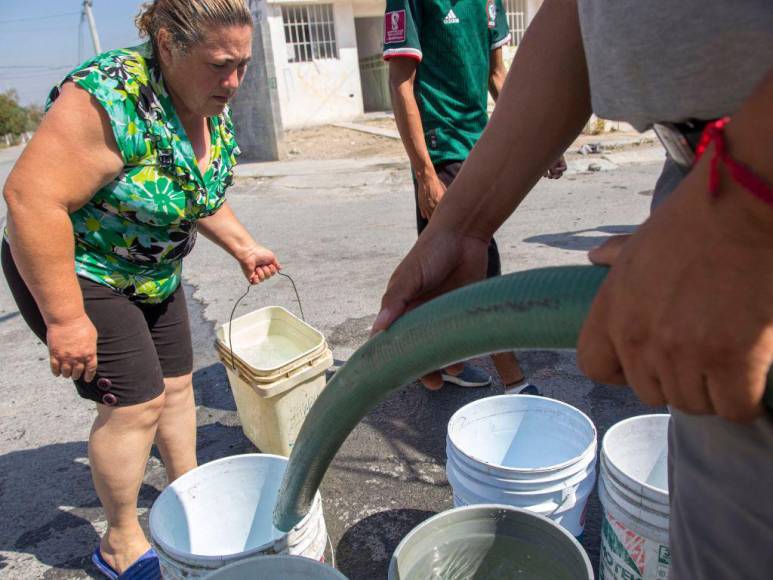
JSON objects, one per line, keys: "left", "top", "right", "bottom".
{"left": 544, "top": 155, "right": 567, "bottom": 179}
{"left": 578, "top": 162, "right": 773, "bottom": 422}
{"left": 373, "top": 226, "right": 490, "bottom": 387}
{"left": 47, "top": 314, "right": 98, "bottom": 382}
{"left": 235, "top": 244, "right": 282, "bottom": 284}
{"left": 417, "top": 172, "right": 447, "bottom": 219}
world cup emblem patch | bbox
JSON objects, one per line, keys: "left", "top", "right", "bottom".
{"left": 487, "top": 0, "right": 497, "bottom": 29}
{"left": 385, "top": 10, "right": 406, "bottom": 43}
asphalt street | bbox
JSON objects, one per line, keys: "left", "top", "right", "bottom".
{"left": 0, "top": 144, "right": 665, "bottom": 579}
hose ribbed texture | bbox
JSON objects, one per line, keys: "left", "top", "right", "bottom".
{"left": 274, "top": 265, "right": 772, "bottom": 531}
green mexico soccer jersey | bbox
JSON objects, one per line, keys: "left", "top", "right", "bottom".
{"left": 383, "top": 0, "right": 510, "bottom": 165}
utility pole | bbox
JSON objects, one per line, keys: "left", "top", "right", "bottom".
{"left": 82, "top": 0, "right": 102, "bottom": 55}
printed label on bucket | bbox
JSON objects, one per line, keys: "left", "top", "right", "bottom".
{"left": 600, "top": 512, "right": 670, "bottom": 580}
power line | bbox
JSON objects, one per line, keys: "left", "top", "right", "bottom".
{"left": 0, "top": 11, "right": 81, "bottom": 25}
{"left": 0, "top": 65, "right": 73, "bottom": 70}
{"left": 0, "top": 69, "right": 71, "bottom": 80}
{"left": 0, "top": 24, "right": 79, "bottom": 34}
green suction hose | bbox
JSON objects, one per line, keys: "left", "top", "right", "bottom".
{"left": 273, "top": 264, "right": 773, "bottom": 531}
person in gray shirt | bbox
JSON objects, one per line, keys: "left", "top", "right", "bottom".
{"left": 373, "top": 1, "right": 773, "bottom": 578}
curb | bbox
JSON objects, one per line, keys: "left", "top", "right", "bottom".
{"left": 235, "top": 146, "right": 666, "bottom": 180}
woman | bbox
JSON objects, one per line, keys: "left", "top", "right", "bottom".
{"left": 2, "top": 1, "right": 273, "bottom": 577}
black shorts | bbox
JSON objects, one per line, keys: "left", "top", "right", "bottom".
{"left": 2, "top": 241, "right": 193, "bottom": 407}
{"left": 413, "top": 160, "right": 502, "bottom": 278}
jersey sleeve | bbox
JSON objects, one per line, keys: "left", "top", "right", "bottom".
{"left": 383, "top": 0, "right": 422, "bottom": 61}
{"left": 489, "top": 0, "right": 511, "bottom": 50}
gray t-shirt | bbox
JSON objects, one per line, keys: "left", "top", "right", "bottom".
{"left": 578, "top": 0, "right": 773, "bottom": 131}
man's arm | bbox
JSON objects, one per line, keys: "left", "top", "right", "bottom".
{"left": 488, "top": 46, "right": 567, "bottom": 178}
{"left": 488, "top": 48, "right": 507, "bottom": 101}
{"left": 389, "top": 58, "right": 447, "bottom": 219}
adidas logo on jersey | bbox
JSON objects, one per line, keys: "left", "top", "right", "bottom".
{"left": 443, "top": 9, "right": 459, "bottom": 24}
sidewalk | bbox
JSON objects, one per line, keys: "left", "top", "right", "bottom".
{"left": 236, "top": 129, "right": 664, "bottom": 179}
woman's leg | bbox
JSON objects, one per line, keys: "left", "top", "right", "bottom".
{"left": 89, "top": 394, "right": 165, "bottom": 573}
{"left": 154, "top": 373, "right": 197, "bottom": 482}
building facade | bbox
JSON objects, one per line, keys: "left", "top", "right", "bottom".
{"left": 261, "top": 0, "right": 543, "bottom": 129}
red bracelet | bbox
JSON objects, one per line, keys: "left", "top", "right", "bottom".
{"left": 694, "top": 117, "right": 773, "bottom": 207}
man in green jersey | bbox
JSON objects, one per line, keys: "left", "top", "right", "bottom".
{"left": 383, "top": 0, "right": 566, "bottom": 392}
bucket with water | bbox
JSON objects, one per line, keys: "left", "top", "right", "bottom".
{"left": 446, "top": 395, "right": 597, "bottom": 537}
{"left": 388, "top": 504, "right": 593, "bottom": 579}
{"left": 203, "top": 555, "right": 347, "bottom": 579}
{"left": 149, "top": 454, "right": 328, "bottom": 579}
{"left": 598, "top": 414, "right": 670, "bottom": 580}
{"left": 216, "top": 304, "right": 333, "bottom": 456}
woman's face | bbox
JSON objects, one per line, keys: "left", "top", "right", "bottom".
{"left": 159, "top": 24, "right": 253, "bottom": 118}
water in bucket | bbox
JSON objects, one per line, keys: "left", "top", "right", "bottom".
{"left": 405, "top": 534, "right": 582, "bottom": 579}
{"left": 389, "top": 505, "right": 593, "bottom": 580}
{"left": 239, "top": 334, "right": 306, "bottom": 370}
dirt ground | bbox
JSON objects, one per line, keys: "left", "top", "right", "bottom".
{"left": 282, "top": 115, "right": 656, "bottom": 163}
{"left": 283, "top": 121, "right": 405, "bottom": 161}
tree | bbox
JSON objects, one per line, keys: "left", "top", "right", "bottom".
{"left": 25, "top": 104, "right": 44, "bottom": 131}
{"left": 0, "top": 90, "right": 31, "bottom": 136}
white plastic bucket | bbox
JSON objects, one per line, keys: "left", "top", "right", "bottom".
{"left": 446, "top": 395, "right": 597, "bottom": 537}
{"left": 598, "top": 414, "right": 671, "bottom": 580}
{"left": 223, "top": 349, "right": 333, "bottom": 456}
{"left": 204, "top": 555, "right": 347, "bottom": 579}
{"left": 216, "top": 306, "right": 333, "bottom": 456}
{"left": 216, "top": 306, "right": 326, "bottom": 379}
{"left": 149, "top": 454, "right": 328, "bottom": 579}
{"left": 388, "top": 504, "right": 593, "bottom": 580}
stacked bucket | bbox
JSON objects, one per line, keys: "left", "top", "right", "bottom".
{"left": 215, "top": 306, "right": 333, "bottom": 456}
{"left": 598, "top": 414, "right": 670, "bottom": 580}
{"left": 150, "top": 455, "right": 330, "bottom": 579}
{"left": 446, "top": 395, "right": 598, "bottom": 539}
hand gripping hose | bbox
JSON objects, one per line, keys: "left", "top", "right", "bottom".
{"left": 273, "top": 265, "right": 773, "bottom": 531}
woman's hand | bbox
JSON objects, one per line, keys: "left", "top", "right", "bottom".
{"left": 236, "top": 244, "right": 282, "bottom": 284}
{"left": 46, "top": 314, "right": 98, "bottom": 382}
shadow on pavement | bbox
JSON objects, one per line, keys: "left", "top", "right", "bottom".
{"left": 192, "top": 362, "right": 237, "bottom": 412}
{"left": 0, "top": 441, "right": 158, "bottom": 576}
{"left": 335, "top": 509, "right": 436, "bottom": 579}
{"left": 523, "top": 224, "right": 637, "bottom": 252}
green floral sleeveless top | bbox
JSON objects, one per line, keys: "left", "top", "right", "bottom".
{"left": 46, "top": 43, "right": 240, "bottom": 303}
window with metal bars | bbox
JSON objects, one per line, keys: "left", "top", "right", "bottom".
{"left": 504, "top": 0, "right": 528, "bottom": 46}
{"left": 281, "top": 4, "right": 338, "bottom": 63}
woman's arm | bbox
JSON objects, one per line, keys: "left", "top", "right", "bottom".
{"left": 198, "top": 203, "right": 281, "bottom": 283}
{"left": 3, "top": 82, "right": 123, "bottom": 380}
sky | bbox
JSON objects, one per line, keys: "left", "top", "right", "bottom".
{"left": 0, "top": 1, "right": 145, "bottom": 106}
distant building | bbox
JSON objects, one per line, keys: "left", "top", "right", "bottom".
{"left": 267, "top": 0, "right": 542, "bottom": 128}
{"left": 232, "top": 0, "right": 543, "bottom": 158}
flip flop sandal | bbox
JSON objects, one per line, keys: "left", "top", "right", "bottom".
{"left": 92, "top": 546, "right": 161, "bottom": 580}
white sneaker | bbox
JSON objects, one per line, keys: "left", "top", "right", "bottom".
{"left": 441, "top": 365, "right": 492, "bottom": 388}
{"left": 504, "top": 380, "right": 541, "bottom": 395}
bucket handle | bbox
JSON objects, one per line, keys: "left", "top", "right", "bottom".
{"left": 327, "top": 533, "right": 337, "bottom": 569}
{"left": 226, "top": 272, "right": 306, "bottom": 371}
